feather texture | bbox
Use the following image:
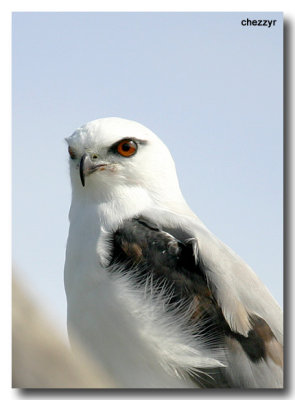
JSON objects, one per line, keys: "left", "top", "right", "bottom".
{"left": 65, "top": 117, "right": 283, "bottom": 388}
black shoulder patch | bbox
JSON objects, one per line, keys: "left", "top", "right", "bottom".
{"left": 109, "top": 216, "right": 223, "bottom": 329}
{"left": 108, "top": 216, "right": 278, "bottom": 368}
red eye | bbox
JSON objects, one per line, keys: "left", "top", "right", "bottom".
{"left": 68, "top": 146, "right": 76, "bottom": 159}
{"left": 117, "top": 140, "right": 137, "bottom": 157}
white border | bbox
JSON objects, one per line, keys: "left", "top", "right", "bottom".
{"left": 3, "top": 1, "right": 294, "bottom": 399}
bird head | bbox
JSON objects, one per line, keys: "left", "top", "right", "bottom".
{"left": 66, "top": 118, "right": 185, "bottom": 208}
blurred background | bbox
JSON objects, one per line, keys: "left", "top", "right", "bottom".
{"left": 12, "top": 12, "right": 283, "bottom": 351}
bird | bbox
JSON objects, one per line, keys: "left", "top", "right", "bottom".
{"left": 64, "top": 117, "right": 283, "bottom": 388}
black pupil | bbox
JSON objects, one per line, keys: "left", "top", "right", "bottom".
{"left": 122, "top": 142, "right": 131, "bottom": 152}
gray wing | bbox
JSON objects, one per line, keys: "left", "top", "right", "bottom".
{"left": 137, "top": 209, "right": 283, "bottom": 388}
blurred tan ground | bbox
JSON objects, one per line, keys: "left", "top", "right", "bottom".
{"left": 12, "top": 276, "right": 116, "bottom": 388}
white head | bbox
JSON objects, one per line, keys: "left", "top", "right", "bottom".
{"left": 66, "top": 117, "right": 187, "bottom": 212}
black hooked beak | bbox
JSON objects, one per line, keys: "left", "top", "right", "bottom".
{"left": 79, "top": 153, "right": 107, "bottom": 187}
{"left": 79, "top": 154, "right": 87, "bottom": 187}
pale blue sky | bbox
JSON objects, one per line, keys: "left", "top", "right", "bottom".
{"left": 12, "top": 12, "right": 283, "bottom": 334}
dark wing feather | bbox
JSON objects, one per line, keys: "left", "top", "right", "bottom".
{"left": 108, "top": 216, "right": 283, "bottom": 386}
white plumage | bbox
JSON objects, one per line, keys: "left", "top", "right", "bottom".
{"left": 64, "top": 117, "right": 283, "bottom": 388}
